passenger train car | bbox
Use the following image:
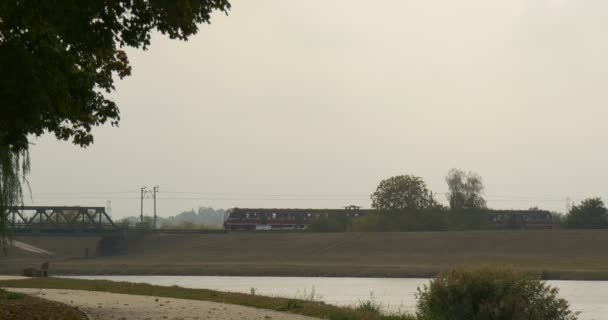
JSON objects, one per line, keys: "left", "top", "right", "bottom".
{"left": 224, "top": 206, "right": 369, "bottom": 230}
{"left": 488, "top": 210, "right": 554, "bottom": 229}
{"left": 224, "top": 207, "right": 554, "bottom": 231}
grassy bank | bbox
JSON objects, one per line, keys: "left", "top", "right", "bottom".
{"left": 8, "top": 263, "right": 608, "bottom": 281}
{"left": 0, "top": 288, "right": 86, "bottom": 320}
{"left": 0, "top": 277, "right": 413, "bottom": 320}
{"left": 6, "top": 230, "right": 608, "bottom": 280}
{"left": 4, "top": 262, "right": 608, "bottom": 280}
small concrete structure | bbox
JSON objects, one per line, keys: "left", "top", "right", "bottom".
{"left": 22, "top": 261, "right": 50, "bottom": 278}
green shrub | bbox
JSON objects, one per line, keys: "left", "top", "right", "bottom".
{"left": 350, "top": 210, "right": 448, "bottom": 232}
{"left": 0, "top": 289, "right": 24, "bottom": 300}
{"left": 96, "top": 235, "right": 127, "bottom": 256}
{"left": 446, "top": 210, "right": 489, "bottom": 230}
{"left": 356, "top": 298, "right": 381, "bottom": 314}
{"left": 278, "top": 299, "right": 302, "bottom": 311}
{"left": 565, "top": 197, "right": 608, "bottom": 229}
{"left": 308, "top": 215, "right": 350, "bottom": 232}
{"left": 416, "top": 266, "right": 578, "bottom": 320}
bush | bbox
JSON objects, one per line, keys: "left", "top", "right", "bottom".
{"left": 416, "top": 266, "right": 578, "bottom": 320}
{"left": 0, "top": 289, "right": 24, "bottom": 300}
{"left": 96, "top": 235, "right": 127, "bottom": 257}
{"left": 308, "top": 215, "right": 350, "bottom": 232}
{"left": 356, "top": 298, "right": 381, "bottom": 314}
{"left": 350, "top": 210, "right": 448, "bottom": 232}
{"left": 446, "top": 210, "right": 489, "bottom": 230}
{"left": 565, "top": 197, "right": 608, "bottom": 229}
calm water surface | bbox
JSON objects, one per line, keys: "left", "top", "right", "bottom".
{"left": 64, "top": 275, "right": 607, "bottom": 320}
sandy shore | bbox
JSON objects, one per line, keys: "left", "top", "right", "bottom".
{"left": 0, "top": 275, "right": 28, "bottom": 281}
{"left": 7, "top": 288, "right": 321, "bottom": 320}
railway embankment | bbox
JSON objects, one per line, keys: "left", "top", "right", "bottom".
{"left": 3, "top": 230, "right": 608, "bottom": 280}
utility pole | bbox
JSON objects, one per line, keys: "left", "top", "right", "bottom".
{"left": 153, "top": 186, "right": 159, "bottom": 230}
{"left": 140, "top": 186, "right": 147, "bottom": 225}
{"left": 106, "top": 200, "right": 112, "bottom": 218}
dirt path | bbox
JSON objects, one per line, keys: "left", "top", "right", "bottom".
{"left": 0, "top": 276, "right": 28, "bottom": 281}
{"left": 7, "top": 288, "right": 321, "bottom": 320}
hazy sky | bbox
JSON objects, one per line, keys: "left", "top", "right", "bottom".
{"left": 25, "top": 0, "right": 608, "bottom": 218}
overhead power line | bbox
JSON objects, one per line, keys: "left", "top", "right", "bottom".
{"left": 26, "top": 191, "right": 138, "bottom": 195}
{"left": 24, "top": 196, "right": 370, "bottom": 201}
{"left": 159, "top": 191, "right": 372, "bottom": 197}
{"left": 23, "top": 189, "right": 576, "bottom": 204}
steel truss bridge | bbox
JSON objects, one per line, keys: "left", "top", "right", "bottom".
{"left": 7, "top": 206, "right": 118, "bottom": 234}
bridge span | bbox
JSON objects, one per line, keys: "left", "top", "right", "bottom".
{"left": 8, "top": 206, "right": 118, "bottom": 234}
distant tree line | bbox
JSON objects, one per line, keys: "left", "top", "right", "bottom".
{"left": 563, "top": 197, "right": 608, "bottom": 229}
{"left": 308, "top": 208, "right": 496, "bottom": 233}
{"left": 310, "top": 168, "right": 608, "bottom": 232}
{"left": 117, "top": 207, "right": 227, "bottom": 230}
{"left": 370, "top": 169, "right": 488, "bottom": 212}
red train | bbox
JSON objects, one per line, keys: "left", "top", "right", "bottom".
{"left": 224, "top": 207, "right": 554, "bottom": 231}
{"left": 224, "top": 206, "right": 368, "bottom": 230}
{"left": 488, "top": 210, "right": 554, "bottom": 229}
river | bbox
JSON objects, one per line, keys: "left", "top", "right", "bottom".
{"left": 64, "top": 275, "right": 606, "bottom": 319}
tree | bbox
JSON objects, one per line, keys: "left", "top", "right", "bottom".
{"left": 565, "top": 197, "right": 608, "bottom": 229}
{"left": 371, "top": 175, "right": 440, "bottom": 211}
{"left": 0, "top": 1, "right": 231, "bottom": 243}
{"left": 0, "top": 144, "right": 29, "bottom": 246}
{"left": 417, "top": 266, "right": 578, "bottom": 320}
{"left": 445, "top": 168, "right": 486, "bottom": 211}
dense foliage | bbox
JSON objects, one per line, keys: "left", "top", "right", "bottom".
{"left": 0, "top": 0, "right": 230, "bottom": 152}
{"left": 565, "top": 197, "right": 608, "bottom": 229}
{"left": 351, "top": 210, "right": 449, "bottom": 232}
{"left": 309, "top": 206, "right": 560, "bottom": 232}
{"left": 445, "top": 168, "right": 486, "bottom": 211}
{"left": 353, "top": 209, "right": 497, "bottom": 232}
{"left": 309, "top": 209, "right": 510, "bottom": 232}
{"left": 371, "top": 175, "right": 441, "bottom": 211}
{"left": 416, "top": 267, "right": 578, "bottom": 320}
{"left": 308, "top": 214, "right": 351, "bottom": 232}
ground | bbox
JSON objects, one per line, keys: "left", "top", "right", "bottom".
{"left": 0, "top": 287, "right": 86, "bottom": 320}
{"left": 0, "top": 277, "right": 414, "bottom": 320}
{"left": 4, "top": 229, "right": 608, "bottom": 279}
{"left": 7, "top": 288, "right": 320, "bottom": 320}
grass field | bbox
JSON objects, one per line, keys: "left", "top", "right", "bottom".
{"left": 0, "top": 277, "right": 414, "bottom": 320}
{"left": 3, "top": 230, "right": 608, "bottom": 279}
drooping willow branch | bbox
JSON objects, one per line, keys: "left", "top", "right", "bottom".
{"left": 0, "top": 146, "right": 30, "bottom": 246}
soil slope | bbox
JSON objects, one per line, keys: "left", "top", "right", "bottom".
{"left": 3, "top": 230, "right": 608, "bottom": 279}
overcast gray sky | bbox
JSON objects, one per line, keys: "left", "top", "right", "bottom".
{"left": 25, "top": 0, "right": 608, "bottom": 218}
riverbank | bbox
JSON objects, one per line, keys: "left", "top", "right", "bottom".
{"left": 5, "top": 230, "right": 608, "bottom": 280}
{"left": 0, "top": 277, "right": 414, "bottom": 320}
{"left": 15, "top": 264, "right": 608, "bottom": 281}
{"left": 8, "top": 288, "right": 322, "bottom": 320}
